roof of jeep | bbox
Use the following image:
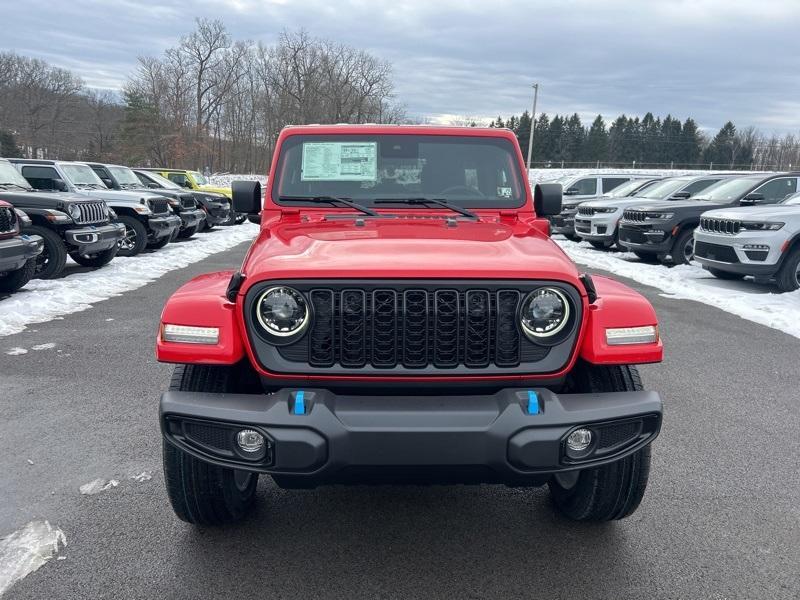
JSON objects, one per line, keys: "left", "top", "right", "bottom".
{"left": 279, "top": 124, "right": 519, "bottom": 139}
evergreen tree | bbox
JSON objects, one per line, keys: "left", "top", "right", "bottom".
{"left": 0, "top": 130, "right": 21, "bottom": 157}
{"left": 548, "top": 115, "right": 566, "bottom": 163}
{"left": 660, "top": 115, "right": 682, "bottom": 164}
{"left": 564, "top": 113, "right": 585, "bottom": 162}
{"left": 680, "top": 118, "right": 703, "bottom": 165}
{"left": 584, "top": 115, "right": 608, "bottom": 163}
{"left": 703, "top": 121, "right": 737, "bottom": 167}
{"left": 532, "top": 113, "right": 551, "bottom": 163}
{"left": 607, "top": 115, "right": 628, "bottom": 163}
{"left": 516, "top": 110, "right": 532, "bottom": 162}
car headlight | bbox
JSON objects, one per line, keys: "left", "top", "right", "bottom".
{"left": 741, "top": 221, "right": 784, "bottom": 231}
{"left": 67, "top": 204, "right": 82, "bottom": 220}
{"left": 255, "top": 286, "right": 310, "bottom": 338}
{"left": 520, "top": 288, "right": 570, "bottom": 339}
{"left": 646, "top": 212, "right": 673, "bottom": 220}
{"left": 594, "top": 207, "right": 617, "bottom": 214}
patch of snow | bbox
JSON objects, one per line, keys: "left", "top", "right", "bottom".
{"left": 26, "top": 460, "right": 33, "bottom": 466}
{"left": 104, "top": 318, "right": 114, "bottom": 322}
{"left": 0, "top": 223, "right": 258, "bottom": 338}
{"left": 208, "top": 174, "right": 267, "bottom": 187}
{"left": 79, "top": 479, "right": 119, "bottom": 495}
{"left": 0, "top": 520, "right": 66, "bottom": 596}
{"left": 4, "top": 348, "right": 27, "bottom": 356}
{"left": 130, "top": 471, "right": 152, "bottom": 483}
{"left": 30, "top": 343, "right": 55, "bottom": 351}
{"left": 555, "top": 238, "right": 800, "bottom": 340}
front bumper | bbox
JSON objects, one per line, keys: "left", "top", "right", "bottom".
{"left": 618, "top": 223, "right": 674, "bottom": 254}
{"left": 202, "top": 202, "right": 231, "bottom": 226}
{"left": 575, "top": 215, "right": 620, "bottom": 242}
{"left": 693, "top": 229, "right": 787, "bottom": 277}
{"left": 549, "top": 208, "right": 578, "bottom": 234}
{"left": 64, "top": 223, "right": 125, "bottom": 254}
{"left": 0, "top": 234, "right": 43, "bottom": 273}
{"left": 161, "top": 387, "right": 662, "bottom": 486}
{"left": 178, "top": 208, "right": 205, "bottom": 230}
{"left": 147, "top": 214, "right": 181, "bottom": 240}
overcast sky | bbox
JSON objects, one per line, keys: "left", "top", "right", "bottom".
{"left": 4, "top": 0, "right": 800, "bottom": 133}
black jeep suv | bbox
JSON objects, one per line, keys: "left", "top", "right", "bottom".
{"left": 0, "top": 200, "right": 43, "bottom": 293}
{"left": 0, "top": 158, "right": 124, "bottom": 279}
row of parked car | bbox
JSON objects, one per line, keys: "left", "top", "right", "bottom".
{"left": 0, "top": 159, "right": 241, "bottom": 294}
{"left": 549, "top": 172, "right": 800, "bottom": 292}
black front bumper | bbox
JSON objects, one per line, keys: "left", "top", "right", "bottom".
{"left": 147, "top": 214, "right": 181, "bottom": 240}
{"left": 0, "top": 234, "right": 43, "bottom": 272}
{"left": 618, "top": 223, "right": 673, "bottom": 254}
{"left": 161, "top": 387, "right": 662, "bottom": 486}
{"left": 177, "top": 208, "right": 205, "bottom": 230}
{"left": 64, "top": 223, "right": 125, "bottom": 254}
{"left": 202, "top": 202, "right": 231, "bottom": 226}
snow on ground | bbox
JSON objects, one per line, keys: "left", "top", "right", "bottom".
{"left": 79, "top": 479, "right": 119, "bottom": 495}
{"left": 555, "top": 237, "right": 800, "bottom": 340}
{"left": 209, "top": 173, "right": 267, "bottom": 187}
{"left": 0, "top": 223, "right": 258, "bottom": 338}
{"left": 0, "top": 521, "right": 66, "bottom": 596}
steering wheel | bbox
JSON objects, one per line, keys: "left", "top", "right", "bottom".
{"left": 438, "top": 185, "right": 486, "bottom": 198}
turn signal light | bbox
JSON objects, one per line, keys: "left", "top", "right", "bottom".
{"left": 161, "top": 324, "right": 220, "bottom": 345}
{"left": 605, "top": 325, "right": 659, "bottom": 346}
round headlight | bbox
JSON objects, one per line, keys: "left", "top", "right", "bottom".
{"left": 256, "top": 286, "right": 309, "bottom": 337}
{"left": 68, "top": 204, "right": 82, "bottom": 220}
{"left": 520, "top": 287, "right": 570, "bottom": 339}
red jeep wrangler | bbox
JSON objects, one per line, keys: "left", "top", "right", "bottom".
{"left": 156, "top": 125, "right": 663, "bottom": 525}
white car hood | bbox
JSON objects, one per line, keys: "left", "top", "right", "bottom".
{"left": 580, "top": 197, "right": 656, "bottom": 210}
{"left": 702, "top": 205, "right": 800, "bottom": 220}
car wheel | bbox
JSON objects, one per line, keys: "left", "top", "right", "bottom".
{"left": 633, "top": 251, "right": 659, "bottom": 263}
{"left": 116, "top": 216, "right": 148, "bottom": 257}
{"left": 548, "top": 363, "right": 651, "bottom": 522}
{"left": 0, "top": 258, "right": 36, "bottom": 293}
{"left": 670, "top": 229, "right": 696, "bottom": 265}
{"left": 775, "top": 248, "right": 800, "bottom": 292}
{"left": 589, "top": 241, "right": 611, "bottom": 250}
{"left": 563, "top": 233, "right": 580, "bottom": 242}
{"left": 25, "top": 225, "right": 67, "bottom": 279}
{"left": 178, "top": 224, "right": 198, "bottom": 239}
{"left": 162, "top": 364, "right": 259, "bottom": 525}
{"left": 706, "top": 267, "right": 744, "bottom": 281}
{"left": 69, "top": 246, "right": 118, "bottom": 268}
{"left": 148, "top": 236, "right": 171, "bottom": 250}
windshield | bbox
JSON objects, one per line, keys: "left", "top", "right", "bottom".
{"left": 62, "top": 164, "right": 106, "bottom": 186}
{"left": 273, "top": 134, "right": 526, "bottom": 208}
{"left": 633, "top": 178, "right": 689, "bottom": 200}
{"left": 606, "top": 179, "right": 651, "bottom": 198}
{"left": 0, "top": 161, "right": 33, "bottom": 188}
{"left": 692, "top": 177, "right": 759, "bottom": 202}
{"left": 190, "top": 171, "right": 209, "bottom": 185}
{"left": 141, "top": 171, "right": 182, "bottom": 189}
{"left": 108, "top": 166, "right": 142, "bottom": 186}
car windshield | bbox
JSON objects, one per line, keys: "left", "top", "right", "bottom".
{"left": 142, "top": 171, "right": 182, "bottom": 189}
{"left": 0, "top": 161, "right": 33, "bottom": 188}
{"left": 108, "top": 166, "right": 142, "bottom": 186}
{"left": 692, "top": 177, "right": 760, "bottom": 202}
{"left": 190, "top": 171, "right": 209, "bottom": 185}
{"left": 273, "top": 134, "right": 526, "bottom": 208}
{"left": 781, "top": 193, "right": 800, "bottom": 206}
{"left": 633, "top": 178, "right": 688, "bottom": 199}
{"left": 62, "top": 164, "right": 106, "bottom": 186}
{"left": 606, "top": 179, "right": 650, "bottom": 198}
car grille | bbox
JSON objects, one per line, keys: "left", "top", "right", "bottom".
{"left": 180, "top": 194, "right": 196, "bottom": 209}
{"left": 700, "top": 217, "right": 741, "bottom": 235}
{"left": 148, "top": 198, "right": 170, "bottom": 215}
{"left": 0, "top": 206, "right": 17, "bottom": 234}
{"left": 622, "top": 209, "right": 647, "bottom": 222}
{"left": 577, "top": 206, "right": 596, "bottom": 216}
{"left": 694, "top": 241, "right": 739, "bottom": 263}
{"left": 74, "top": 202, "right": 108, "bottom": 225}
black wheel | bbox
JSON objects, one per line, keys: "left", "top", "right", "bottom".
{"left": 25, "top": 225, "right": 67, "bottom": 279}
{"left": 69, "top": 246, "right": 118, "bottom": 268}
{"left": 589, "top": 240, "right": 611, "bottom": 250}
{"left": 549, "top": 363, "right": 652, "bottom": 522}
{"left": 162, "top": 364, "right": 259, "bottom": 525}
{"left": 633, "top": 251, "right": 659, "bottom": 263}
{"left": 148, "top": 235, "right": 171, "bottom": 250}
{"left": 235, "top": 213, "right": 247, "bottom": 224}
{"left": 0, "top": 258, "right": 36, "bottom": 293}
{"left": 670, "top": 228, "right": 695, "bottom": 265}
{"left": 178, "top": 224, "right": 198, "bottom": 239}
{"left": 116, "top": 216, "right": 147, "bottom": 257}
{"left": 706, "top": 267, "right": 744, "bottom": 281}
{"left": 222, "top": 211, "right": 237, "bottom": 226}
{"left": 201, "top": 218, "right": 214, "bottom": 232}
{"left": 563, "top": 233, "right": 580, "bottom": 242}
{"left": 775, "top": 248, "right": 800, "bottom": 292}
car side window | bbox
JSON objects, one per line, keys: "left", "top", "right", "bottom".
{"left": 168, "top": 173, "right": 187, "bottom": 186}
{"left": 752, "top": 177, "right": 798, "bottom": 204}
{"left": 601, "top": 177, "right": 629, "bottom": 193}
{"left": 682, "top": 179, "right": 719, "bottom": 195}
{"left": 567, "top": 178, "right": 598, "bottom": 196}
{"left": 20, "top": 165, "right": 59, "bottom": 190}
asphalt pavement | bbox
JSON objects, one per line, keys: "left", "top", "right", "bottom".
{"left": 1, "top": 238, "right": 798, "bottom": 599}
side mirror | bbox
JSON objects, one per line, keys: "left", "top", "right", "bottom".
{"left": 53, "top": 179, "right": 68, "bottom": 192}
{"left": 563, "top": 187, "right": 579, "bottom": 196}
{"left": 741, "top": 192, "right": 764, "bottom": 205}
{"left": 232, "top": 180, "right": 262, "bottom": 215}
{"left": 671, "top": 191, "right": 691, "bottom": 199}
{"left": 534, "top": 183, "right": 562, "bottom": 217}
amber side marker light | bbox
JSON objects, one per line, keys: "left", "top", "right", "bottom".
{"left": 605, "top": 325, "right": 659, "bottom": 346}
{"left": 161, "top": 324, "right": 220, "bottom": 345}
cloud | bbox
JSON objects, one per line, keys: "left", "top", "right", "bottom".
{"left": 2, "top": 0, "right": 799, "bottom": 132}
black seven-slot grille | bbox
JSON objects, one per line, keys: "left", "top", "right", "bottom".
{"left": 622, "top": 209, "right": 647, "bottom": 222}
{"left": 577, "top": 206, "right": 597, "bottom": 216}
{"left": 148, "top": 197, "right": 170, "bottom": 215}
{"left": 249, "top": 282, "right": 582, "bottom": 374}
{"left": 0, "top": 206, "right": 16, "bottom": 234}
{"left": 75, "top": 202, "right": 107, "bottom": 225}
{"left": 180, "top": 194, "right": 197, "bottom": 209}
{"left": 700, "top": 217, "right": 741, "bottom": 235}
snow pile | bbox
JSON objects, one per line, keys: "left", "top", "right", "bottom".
{"left": 0, "top": 223, "right": 258, "bottom": 338}
{"left": 0, "top": 521, "right": 66, "bottom": 596}
{"left": 556, "top": 238, "right": 800, "bottom": 340}
{"left": 208, "top": 174, "right": 267, "bottom": 188}
{"left": 129, "top": 471, "right": 152, "bottom": 483}
{"left": 79, "top": 479, "right": 119, "bottom": 495}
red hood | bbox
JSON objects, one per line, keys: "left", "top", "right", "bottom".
{"left": 240, "top": 213, "right": 582, "bottom": 291}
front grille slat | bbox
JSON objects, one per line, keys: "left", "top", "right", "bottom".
{"left": 73, "top": 202, "right": 107, "bottom": 225}
{"left": 148, "top": 198, "right": 170, "bottom": 215}
{"left": 700, "top": 217, "right": 741, "bottom": 235}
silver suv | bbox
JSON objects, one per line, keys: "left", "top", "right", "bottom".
{"left": 694, "top": 192, "right": 800, "bottom": 291}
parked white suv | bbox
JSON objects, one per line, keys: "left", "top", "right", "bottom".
{"left": 694, "top": 192, "right": 800, "bottom": 291}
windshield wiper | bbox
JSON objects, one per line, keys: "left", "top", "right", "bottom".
{"left": 373, "top": 197, "right": 479, "bottom": 220}
{"left": 279, "top": 195, "right": 380, "bottom": 217}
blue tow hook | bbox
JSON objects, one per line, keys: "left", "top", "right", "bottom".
{"left": 527, "top": 390, "right": 540, "bottom": 415}
{"left": 293, "top": 390, "right": 306, "bottom": 415}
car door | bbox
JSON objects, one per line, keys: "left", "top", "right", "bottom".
{"left": 750, "top": 177, "right": 799, "bottom": 204}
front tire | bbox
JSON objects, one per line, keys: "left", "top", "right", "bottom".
{"left": 148, "top": 235, "right": 171, "bottom": 250}
{"left": 26, "top": 225, "right": 67, "bottom": 279}
{"left": 549, "top": 363, "right": 652, "bottom": 522}
{"left": 670, "top": 228, "right": 695, "bottom": 265}
{"left": 178, "top": 224, "right": 198, "bottom": 239}
{"left": 589, "top": 240, "right": 611, "bottom": 250}
{"left": 775, "top": 248, "right": 800, "bottom": 292}
{"left": 69, "top": 246, "right": 118, "bottom": 268}
{"left": 162, "top": 364, "right": 259, "bottom": 525}
{"left": 0, "top": 258, "right": 36, "bottom": 293}
{"left": 116, "top": 216, "right": 147, "bottom": 257}
{"left": 633, "top": 250, "right": 659, "bottom": 263}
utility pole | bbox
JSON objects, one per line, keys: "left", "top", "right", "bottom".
{"left": 526, "top": 83, "right": 539, "bottom": 171}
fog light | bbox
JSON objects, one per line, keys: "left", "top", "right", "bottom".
{"left": 743, "top": 244, "right": 769, "bottom": 250}
{"left": 161, "top": 324, "right": 219, "bottom": 344}
{"left": 236, "top": 430, "right": 265, "bottom": 453}
{"left": 567, "top": 428, "right": 593, "bottom": 452}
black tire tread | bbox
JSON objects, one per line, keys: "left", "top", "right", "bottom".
{"left": 775, "top": 248, "right": 800, "bottom": 292}
{"left": 0, "top": 258, "right": 36, "bottom": 292}
{"left": 69, "top": 246, "right": 118, "bottom": 268}
{"left": 116, "top": 215, "right": 148, "bottom": 257}
{"left": 25, "top": 225, "right": 67, "bottom": 279}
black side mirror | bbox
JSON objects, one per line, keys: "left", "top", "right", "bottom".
{"left": 53, "top": 179, "right": 68, "bottom": 192}
{"left": 741, "top": 192, "right": 764, "bottom": 205}
{"left": 534, "top": 183, "right": 562, "bottom": 217}
{"left": 671, "top": 191, "right": 691, "bottom": 199}
{"left": 232, "top": 180, "right": 262, "bottom": 215}
{"left": 563, "top": 187, "right": 579, "bottom": 196}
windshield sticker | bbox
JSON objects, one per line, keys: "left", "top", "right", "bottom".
{"left": 497, "top": 187, "right": 512, "bottom": 198}
{"left": 301, "top": 142, "right": 377, "bottom": 181}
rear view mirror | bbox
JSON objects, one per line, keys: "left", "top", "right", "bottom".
{"left": 741, "top": 192, "right": 764, "bottom": 205}
{"left": 534, "top": 183, "right": 562, "bottom": 217}
{"left": 671, "top": 191, "right": 691, "bottom": 199}
{"left": 232, "top": 180, "right": 262, "bottom": 215}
